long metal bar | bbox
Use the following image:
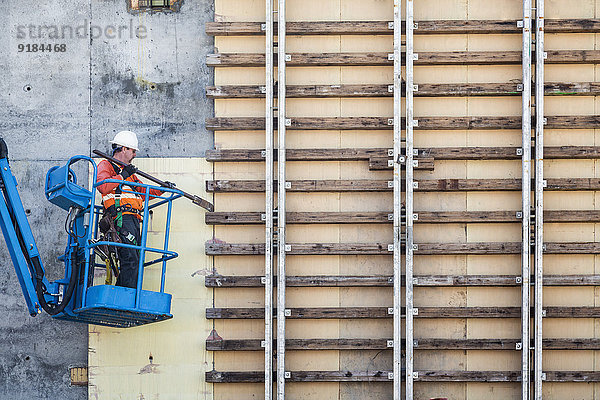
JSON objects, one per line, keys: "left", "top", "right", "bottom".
{"left": 405, "top": 0, "right": 416, "bottom": 398}
{"left": 276, "top": 0, "right": 287, "bottom": 397}
{"left": 264, "top": 0, "right": 275, "bottom": 396}
{"left": 534, "top": 0, "right": 545, "bottom": 398}
{"left": 521, "top": 0, "right": 533, "bottom": 398}
{"left": 392, "top": 0, "right": 402, "bottom": 398}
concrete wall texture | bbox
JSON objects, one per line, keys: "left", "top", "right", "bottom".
{"left": 0, "top": 0, "right": 214, "bottom": 398}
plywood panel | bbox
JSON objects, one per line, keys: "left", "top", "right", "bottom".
{"left": 89, "top": 158, "right": 213, "bottom": 400}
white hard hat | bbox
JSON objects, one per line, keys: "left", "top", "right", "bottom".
{"left": 110, "top": 130, "right": 139, "bottom": 151}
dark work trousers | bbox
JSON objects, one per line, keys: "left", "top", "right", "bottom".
{"left": 115, "top": 213, "right": 142, "bottom": 289}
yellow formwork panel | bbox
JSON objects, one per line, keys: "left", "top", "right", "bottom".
{"left": 88, "top": 158, "right": 213, "bottom": 400}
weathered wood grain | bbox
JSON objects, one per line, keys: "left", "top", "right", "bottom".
{"left": 204, "top": 274, "right": 600, "bottom": 287}
{"left": 205, "top": 306, "right": 600, "bottom": 319}
{"left": 206, "top": 147, "right": 600, "bottom": 162}
{"left": 206, "top": 178, "right": 600, "bottom": 193}
{"left": 206, "top": 82, "right": 600, "bottom": 98}
{"left": 206, "top": 50, "right": 600, "bottom": 67}
{"left": 205, "top": 19, "right": 600, "bottom": 36}
{"left": 205, "top": 116, "right": 600, "bottom": 130}
{"left": 205, "top": 338, "right": 600, "bottom": 351}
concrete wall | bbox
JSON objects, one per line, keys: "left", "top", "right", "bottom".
{"left": 0, "top": 0, "right": 213, "bottom": 398}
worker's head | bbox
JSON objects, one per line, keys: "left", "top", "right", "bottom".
{"left": 110, "top": 130, "right": 138, "bottom": 163}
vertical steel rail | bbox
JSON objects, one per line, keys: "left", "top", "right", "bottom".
{"left": 264, "top": 0, "right": 275, "bottom": 396}
{"left": 392, "top": 0, "right": 402, "bottom": 399}
{"left": 405, "top": 0, "right": 415, "bottom": 398}
{"left": 534, "top": 0, "right": 545, "bottom": 398}
{"left": 276, "top": 0, "right": 287, "bottom": 397}
{"left": 521, "top": 0, "right": 532, "bottom": 398}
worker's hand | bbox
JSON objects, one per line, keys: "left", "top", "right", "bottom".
{"left": 162, "top": 181, "right": 176, "bottom": 189}
{"left": 120, "top": 164, "right": 137, "bottom": 180}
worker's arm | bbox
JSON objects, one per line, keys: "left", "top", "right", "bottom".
{"left": 96, "top": 160, "right": 123, "bottom": 195}
{"left": 132, "top": 175, "right": 165, "bottom": 199}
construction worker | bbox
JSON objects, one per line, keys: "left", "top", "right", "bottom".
{"left": 96, "top": 131, "right": 169, "bottom": 288}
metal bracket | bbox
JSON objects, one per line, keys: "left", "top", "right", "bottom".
{"left": 388, "top": 118, "right": 394, "bottom": 126}
{"left": 285, "top": 118, "right": 292, "bottom": 127}
{"left": 516, "top": 342, "right": 523, "bottom": 350}
{"left": 412, "top": 85, "right": 419, "bottom": 92}
{"left": 388, "top": 85, "right": 394, "bottom": 93}
{"left": 413, "top": 160, "right": 419, "bottom": 167}
{"left": 387, "top": 340, "right": 394, "bottom": 348}
{"left": 517, "top": 20, "right": 524, "bottom": 28}
{"left": 388, "top": 277, "right": 393, "bottom": 283}
{"left": 543, "top": 117, "right": 548, "bottom": 125}
{"left": 261, "top": 150, "right": 267, "bottom": 157}
{"left": 516, "top": 276, "right": 522, "bottom": 284}
{"left": 388, "top": 53, "right": 395, "bottom": 61}
{"left": 388, "top": 160, "right": 394, "bottom": 167}
{"left": 412, "top": 181, "right": 419, "bottom": 189}
{"left": 260, "top": 86, "right": 267, "bottom": 94}
{"left": 284, "top": 371, "right": 291, "bottom": 379}
{"left": 543, "top": 52, "right": 548, "bottom": 59}
{"left": 284, "top": 309, "right": 292, "bottom": 317}
{"left": 413, "top": 371, "right": 419, "bottom": 379}
{"left": 285, "top": 181, "right": 292, "bottom": 189}
{"left": 412, "top": 308, "right": 419, "bottom": 315}
{"left": 388, "top": 21, "right": 394, "bottom": 30}
{"left": 412, "top": 119, "right": 419, "bottom": 127}
{"left": 261, "top": 23, "right": 267, "bottom": 31}
{"left": 261, "top": 340, "right": 267, "bottom": 347}
{"left": 388, "top": 213, "right": 394, "bottom": 221}
{"left": 412, "top": 277, "right": 418, "bottom": 285}
{"left": 388, "top": 181, "right": 394, "bottom": 188}
{"left": 542, "top": 309, "right": 547, "bottom": 317}
{"left": 413, "top": 339, "right": 419, "bottom": 347}
{"left": 517, "top": 148, "right": 523, "bottom": 156}
{"left": 412, "top": 244, "right": 418, "bottom": 251}
{"left": 516, "top": 211, "right": 523, "bottom": 219}
{"left": 542, "top": 243, "right": 547, "bottom": 251}
{"left": 413, "top": 22, "right": 418, "bottom": 30}
{"left": 261, "top": 213, "right": 266, "bottom": 221}
{"left": 542, "top": 180, "right": 547, "bottom": 188}
{"left": 413, "top": 149, "right": 419, "bottom": 156}
{"left": 285, "top": 54, "right": 291, "bottom": 62}
{"left": 261, "top": 276, "right": 267, "bottom": 285}
{"left": 387, "top": 307, "right": 394, "bottom": 315}
{"left": 388, "top": 372, "right": 394, "bottom": 380}
{"left": 284, "top": 244, "right": 291, "bottom": 252}
{"left": 413, "top": 213, "right": 419, "bottom": 221}
{"left": 517, "top": 84, "right": 524, "bottom": 91}
{"left": 412, "top": 53, "right": 419, "bottom": 60}
{"left": 388, "top": 149, "right": 394, "bottom": 157}
{"left": 397, "top": 156, "right": 406, "bottom": 164}
{"left": 388, "top": 244, "right": 394, "bottom": 252}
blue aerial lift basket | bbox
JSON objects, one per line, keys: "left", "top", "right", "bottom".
{"left": 0, "top": 138, "right": 184, "bottom": 328}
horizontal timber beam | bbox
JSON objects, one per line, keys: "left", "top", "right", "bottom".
{"left": 205, "top": 211, "right": 600, "bottom": 225}
{"left": 204, "top": 275, "right": 600, "bottom": 287}
{"left": 206, "top": 50, "right": 600, "bottom": 67}
{"left": 205, "top": 370, "right": 600, "bottom": 383}
{"left": 206, "top": 338, "right": 600, "bottom": 351}
{"left": 206, "top": 178, "right": 600, "bottom": 193}
{"left": 206, "top": 82, "right": 600, "bottom": 98}
{"left": 206, "top": 146, "right": 600, "bottom": 162}
{"left": 205, "top": 242, "right": 600, "bottom": 255}
{"left": 205, "top": 19, "right": 600, "bottom": 36}
{"left": 205, "top": 306, "right": 600, "bottom": 319}
{"left": 205, "top": 116, "right": 600, "bottom": 130}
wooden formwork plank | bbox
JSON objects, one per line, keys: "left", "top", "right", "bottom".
{"left": 204, "top": 274, "right": 600, "bottom": 287}
{"left": 206, "top": 178, "right": 600, "bottom": 193}
{"left": 206, "top": 338, "right": 600, "bottom": 351}
{"left": 205, "top": 306, "right": 600, "bottom": 319}
{"left": 205, "top": 370, "right": 600, "bottom": 383}
{"left": 205, "top": 210, "right": 600, "bottom": 224}
{"left": 205, "top": 242, "right": 600, "bottom": 255}
{"left": 206, "top": 147, "right": 600, "bottom": 162}
{"left": 206, "top": 82, "right": 600, "bottom": 98}
{"left": 206, "top": 50, "right": 600, "bottom": 67}
{"left": 205, "top": 116, "right": 600, "bottom": 130}
{"left": 205, "top": 19, "right": 600, "bottom": 36}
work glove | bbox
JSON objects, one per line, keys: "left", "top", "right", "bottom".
{"left": 162, "top": 181, "right": 176, "bottom": 189}
{"left": 120, "top": 164, "right": 137, "bottom": 180}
